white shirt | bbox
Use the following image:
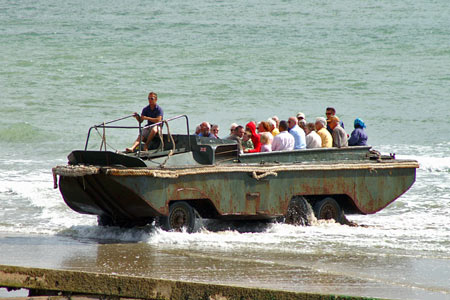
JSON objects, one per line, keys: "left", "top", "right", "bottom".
{"left": 306, "top": 131, "right": 322, "bottom": 149}
{"left": 272, "top": 131, "right": 295, "bottom": 151}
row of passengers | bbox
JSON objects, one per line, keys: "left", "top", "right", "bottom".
{"left": 255, "top": 107, "right": 344, "bottom": 137}
{"left": 124, "top": 92, "right": 366, "bottom": 153}
{"left": 237, "top": 109, "right": 345, "bottom": 149}
{"left": 274, "top": 110, "right": 367, "bottom": 148}
{"left": 224, "top": 116, "right": 367, "bottom": 153}
{"left": 195, "top": 117, "right": 280, "bottom": 141}
{"left": 243, "top": 119, "right": 307, "bottom": 153}
{"left": 195, "top": 122, "right": 220, "bottom": 138}
{"left": 299, "top": 115, "right": 368, "bottom": 148}
{"left": 297, "top": 107, "right": 366, "bottom": 147}
{"left": 219, "top": 119, "right": 304, "bottom": 153}
{"left": 195, "top": 106, "right": 344, "bottom": 141}
{"left": 195, "top": 122, "right": 256, "bottom": 151}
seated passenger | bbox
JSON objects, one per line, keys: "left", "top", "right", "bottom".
{"left": 257, "top": 121, "right": 271, "bottom": 133}
{"left": 260, "top": 132, "right": 273, "bottom": 152}
{"left": 267, "top": 118, "right": 280, "bottom": 136}
{"left": 315, "top": 117, "right": 332, "bottom": 148}
{"left": 241, "top": 130, "right": 254, "bottom": 151}
{"left": 198, "top": 122, "right": 215, "bottom": 138}
{"left": 329, "top": 116, "right": 348, "bottom": 148}
{"left": 211, "top": 124, "right": 220, "bottom": 139}
{"left": 325, "top": 107, "right": 344, "bottom": 133}
{"left": 296, "top": 112, "right": 306, "bottom": 123}
{"left": 287, "top": 117, "right": 306, "bottom": 149}
{"left": 226, "top": 125, "right": 244, "bottom": 141}
{"left": 305, "top": 123, "right": 322, "bottom": 148}
{"left": 272, "top": 120, "right": 294, "bottom": 151}
{"left": 194, "top": 125, "right": 201, "bottom": 135}
{"left": 126, "top": 92, "right": 163, "bottom": 152}
{"left": 225, "top": 123, "right": 238, "bottom": 140}
{"left": 271, "top": 116, "right": 280, "bottom": 129}
{"left": 298, "top": 119, "right": 307, "bottom": 131}
{"left": 244, "top": 122, "right": 261, "bottom": 153}
{"left": 348, "top": 118, "right": 368, "bottom": 146}
{"left": 226, "top": 125, "right": 245, "bottom": 152}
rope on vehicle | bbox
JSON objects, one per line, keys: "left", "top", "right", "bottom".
{"left": 102, "top": 122, "right": 106, "bottom": 151}
{"left": 159, "top": 120, "right": 176, "bottom": 168}
{"left": 52, "top": 161, "right": 419, "bottom": 183}
{"left": 157, "top": 123, "right": 164, "bottom": 151}
{"left": 94, "top": 125, "right": 118, "bottom": 152}
{"left": 52, "top": 165, "right": 101, "bottom": 188}
{"left": 252, "top": 171, "right": 278, "bottom": 180}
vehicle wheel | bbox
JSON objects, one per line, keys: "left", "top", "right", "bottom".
{"left": 313, "top": 197, "right": 343, "bottom": 223}
{"left": 161, "top": 201, "right": 201, "bottom": 233}
{"left": 284, "top": 196, "right": 314, "bottom": 226}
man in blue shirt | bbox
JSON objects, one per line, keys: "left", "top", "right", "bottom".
{"left": 326, "top": 107, "right": 344, "bottom": 134}
{"left": 197, "top": 122, "right": 216, "bottom": 138}
{"left": 287, "top": 117, "right": 306, "bottom": 149}
{"left": 126, "top": 92, "right": 163, "bottom": 152}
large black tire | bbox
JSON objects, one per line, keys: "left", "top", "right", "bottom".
{"left": 284, "top": 196, "right": 314, "bottom": 226}
{"left": 313, "top": 197, "right": 343, "bottom": 223}
{"left": 160, "top": 201, "right": 202, "bottom": 233}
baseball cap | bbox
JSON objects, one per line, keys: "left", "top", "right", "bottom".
{"left": 296, "top": 112, "right": 305, "bottom": 119}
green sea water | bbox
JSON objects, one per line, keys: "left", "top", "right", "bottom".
{"left": 1, "top": 0, "right": 450, "bottom": 155}
{"left": 1, "top": 1, "right": 450, "bottom": 299}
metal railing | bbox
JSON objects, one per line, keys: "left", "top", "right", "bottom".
{"left": 84, "top": 114, "right": 191, "bottom": 156}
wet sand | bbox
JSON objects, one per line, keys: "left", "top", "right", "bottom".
{"left": 0, "top": 232, "right": 448, "bottom": 300}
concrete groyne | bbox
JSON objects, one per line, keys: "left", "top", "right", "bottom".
{"left": 0, "top": 264, "right": 385, "bottom": 300}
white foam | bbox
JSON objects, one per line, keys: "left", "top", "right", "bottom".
{"left": 0, "top": 148, "right": 449, "bottom": 260}
{"left": 0, "top": 163, "right": 95, "bottom": 234}
{"left": 397, "top": 154, "right": 450, "bottom": 172}
{"left": 140, "top": 218, "right": 449, "bottom": 258}
{"left": 58, "top": 225, "right": 150, "bottom": 242}
{"left": 377, "top": 143, "right": 450, "bottom": 172}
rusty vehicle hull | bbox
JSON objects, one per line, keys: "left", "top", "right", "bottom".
{"left": 53, "top": 116, "right": 418, "bottom": 230}
{"left": 55, "top": 151, "right": 418, "bottom": 229}
{"left": 59, "top": 161, "right": 416, "bottom": 217}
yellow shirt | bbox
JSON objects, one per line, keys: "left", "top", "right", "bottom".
{"left": 317, "top": 128, "right": 332, "bottom": 148}
{"left": 271, "top": 128, "right": 280, "bottom": 136}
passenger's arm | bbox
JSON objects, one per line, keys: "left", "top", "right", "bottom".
{"left": 247, "top": 148, "right": 260, "bottom": 153}
{"left": 141, "top": 115, "right": 162, "bottom": 124}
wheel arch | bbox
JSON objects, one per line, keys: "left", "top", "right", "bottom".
{"left": 168, "top": 199, "right": 219, "bottom": 219}
{"left": 168, "top": 187, "right": 221, "bottom": 218}
{"left": 302, "top": 194, "right": 362, "bottom": 215}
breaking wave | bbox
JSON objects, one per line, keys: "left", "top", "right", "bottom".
{"left": 379, "top": 142, "right": 450, "bottom": 172}
{"left": 398, "top": 154, "right": 450, "bottom": 172}
{"left": 54, "top": 216, "right": 450, "bottom": 260}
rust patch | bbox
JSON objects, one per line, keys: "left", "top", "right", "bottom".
{"left": 245, "top": 192, "right": 260, "bottom": 214}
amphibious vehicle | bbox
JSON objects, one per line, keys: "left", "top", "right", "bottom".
{"left": 53, "top": 115, "right": 419, "bottom": 232}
